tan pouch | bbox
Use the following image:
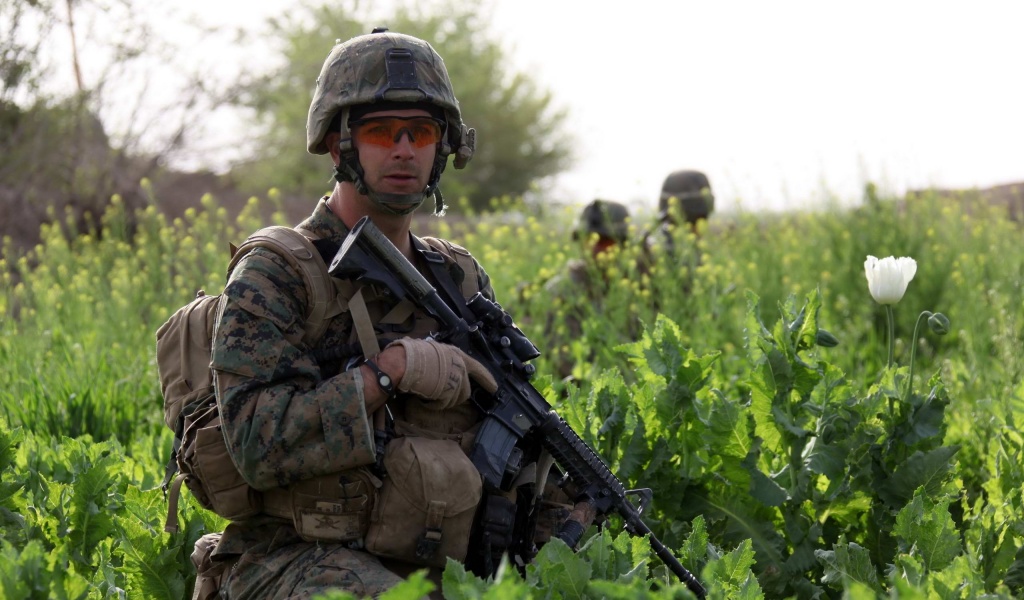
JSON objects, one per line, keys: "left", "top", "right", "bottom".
{"left": 264, "top": 468, "right": 381, "bottom": 543}
{"left": 190, "top": 532, "right": 228, "bottom": 600}
{"left": 365, "top": 436, "right": 482, "bottom": 567}
{"left": 179, "top": 398, "right": 263, "bottom": 520}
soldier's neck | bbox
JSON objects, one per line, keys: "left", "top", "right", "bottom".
{"left": 327, "top": 184, "right": 415, "bottom": 259}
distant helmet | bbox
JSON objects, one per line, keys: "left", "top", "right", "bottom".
{"left": 659, "top": 170, "right": 714, "bottom": 223}
{"left": 573, "top": 199, "right": 631, "bottom": 243}
{"left": 306, "top": 29, "right": 476, "bottom": 215}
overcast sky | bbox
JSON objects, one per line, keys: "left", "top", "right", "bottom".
{"left": 54, "top": 0, "right": 1024, "bottom": 215}
{"left": 487, "top": 1, "right": 1024, "bottom": 213}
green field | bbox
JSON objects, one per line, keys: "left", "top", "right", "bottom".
{"left": 2, "top": 187, "right": 1022, "bottom": 599}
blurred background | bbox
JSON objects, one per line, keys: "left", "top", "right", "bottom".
{"left": 2, "top": 0, "right": 1022, "bottom": 250}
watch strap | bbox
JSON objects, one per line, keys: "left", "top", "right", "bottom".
{"left": 363, "top": 358, "right": 396, "bottom": 400}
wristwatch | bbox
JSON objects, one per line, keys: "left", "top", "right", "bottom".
{"left": 363, "top": 358, "right": 396, "bottom": 400}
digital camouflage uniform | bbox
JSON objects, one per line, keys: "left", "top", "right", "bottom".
{"left": 206, "top": 198, "right": 494, "bottom": 598}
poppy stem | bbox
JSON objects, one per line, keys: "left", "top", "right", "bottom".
{"left": 885, "top": 305, "right": 895, "bottom": 369}
{"left": 905, "top": 311, "right": 933, "bottom": 403}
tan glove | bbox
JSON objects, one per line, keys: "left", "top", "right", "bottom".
{"left": 387, "top": 338, "right": 498, "bottom": 410}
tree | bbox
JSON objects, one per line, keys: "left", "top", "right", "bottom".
{"left": 233, "top": 0, "right": 574, "bottom": 212}
{"left": 0, "top": 0, "right": 244, "bottom": 251}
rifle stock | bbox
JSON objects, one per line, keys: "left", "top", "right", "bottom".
{"left": 329, "top": 216, "right": 706, "bottom": 598}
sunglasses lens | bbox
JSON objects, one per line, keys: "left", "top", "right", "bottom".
{"left": 353, "top": 117, "right": 443, "bottom": 148}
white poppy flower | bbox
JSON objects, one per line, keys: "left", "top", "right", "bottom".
{"left": 864, "top": 255, "right": 917, "bottom": 305}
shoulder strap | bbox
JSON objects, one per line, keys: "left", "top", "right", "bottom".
{"left": 228, "top": 225, "right": 334, "bottom": 347}
{"left": 412, "top": 236, "right": 478, "bottom": 323}
{"left": 417, "top": 236, "right": 481, "bottom": 298}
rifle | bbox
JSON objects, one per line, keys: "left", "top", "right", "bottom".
{"left": 329, "top": 216, "right": 706, "bottom": 598}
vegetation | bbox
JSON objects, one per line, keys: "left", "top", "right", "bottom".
{"left": 0, "top": 0, "right": 243, "bottom": 252}
{"left": 2, "top": 185, "right": 1022, "bottom": 598}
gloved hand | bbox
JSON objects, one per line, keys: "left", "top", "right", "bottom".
{"left": 386, "top": 338, "right": 498, "bottom": 410}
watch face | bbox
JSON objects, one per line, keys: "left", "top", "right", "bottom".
{"left": 380, "top": 374, "right": 392, "bottom": 387}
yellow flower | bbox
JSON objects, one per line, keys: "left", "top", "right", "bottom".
{"left": 864, "top": 255, "right": 917, "bottom": 305}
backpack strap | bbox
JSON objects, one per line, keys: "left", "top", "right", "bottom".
{"left": 415, "top": 236, "right": 484, "bottom": 325}
{"left": 228, "top": 226, "right": 334, "bottom": 347}
{"left": 417, "top": 236, "right": 482, "bottom": 299}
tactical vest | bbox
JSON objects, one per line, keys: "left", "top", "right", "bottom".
{"left": 233, "top": 233, "right": 486, "bottom": 564}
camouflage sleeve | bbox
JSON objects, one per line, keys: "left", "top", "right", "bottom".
{"left": 211, "top": 248, "right": 375, "bottom": 490}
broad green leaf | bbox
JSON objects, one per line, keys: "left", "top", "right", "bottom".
{"left": 844, "top": 580, "right": 885, "bottom": 600}
{"left": 900, "top": 390, "right": 950, "bottom": 447}
{"left": 928, "top": 555, "right": 983, "bottom": 599}
{"left": 583, "top": 578, "right": 658, "bottom": 599}
{"left": 878, "top": 446, "right": 960, "bottom": 508}
{"left": 1004, "top": 543, "right": 1024, "bottom": 593}
{"left": 527, "top": 539, "right": 592, "bottom": 599}
{"left": 741, "top": 448, "right": 789, "bottom": 507}
{"left": 705, "top": 392, "right": 750, "bottom": 460}
{"left": 67, "top": 444, "right": 123, "bottom": 567}
{"left": 377, "top": 570, "right": 435, "bottom": 600}
{"left": 742, "top": 291, "right": 770, "bottom": 364}
{"left": 578, "top": 529, "right": 647, "bottom": 583}
{"left": 0, "top": 422, "right": 24, "bottom": 474}
{"left": 894, "top": 492, "right": 963, "bottom": 572}
{"left": 781, "top": 513, "right": 821, "bottom": 575}
{"left": 748, "top": 360, "right": 782, "bottom": 454}
{"left": 815, "top": 538, "right": 880, "bottom": 592}
{"left": 441, "top": 560, "right": 491, "bottom": 600}
{"left": 678, "top": 516, "right": 708, "bottom": 567}
{"left": 115, "top": 509, "right": 188, "bottom": 600}
{"left": 616, "top": 417, "right": 649, "bottom": 482}
{"left": 892, "top": 553, "right": 925, "bottom": 588}
{"left": 701, "top": 539, "right": 763, "bottom": 600}
{"left": 0, "top": 539, "right": 42, "bottom": 600}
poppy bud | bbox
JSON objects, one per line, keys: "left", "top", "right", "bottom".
{"left": 928, "top": 313, "right": 950, "bottom": 335}
{"left": 815, "top": 329, "right": 840, "bottom": 347}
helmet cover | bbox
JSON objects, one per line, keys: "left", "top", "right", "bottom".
{"left": 573, "top": 199, "right": 631, "bottom": 243}
{"left": 659, "top": 170, "right": 714, "bottom": 222}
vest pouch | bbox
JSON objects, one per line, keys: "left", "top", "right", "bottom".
{"left": 266, "top": 469, "right": 380, "bottom": 543}
{"left": 365, "top": 436, "right": 482, "bottom": 568}
{"left": 179, "top": 397, "right": 263, "bottom": 520}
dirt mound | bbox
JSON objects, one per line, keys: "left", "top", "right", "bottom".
{"left": 909, "top": 181, "right": 1024, "bottom": 221}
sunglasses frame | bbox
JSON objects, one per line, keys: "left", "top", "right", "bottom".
{"left": 348, "top": 115, "right": 447, "bottom": 149}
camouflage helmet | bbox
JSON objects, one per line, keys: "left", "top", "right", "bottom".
{"left": 306, "top": 29, "right": 476, "bottom": 214}
{"left": 659, "top": 170, "right": 714, "bottom": 223}
{"left": 573, "top": 199, "right": 631, "bottom": 243}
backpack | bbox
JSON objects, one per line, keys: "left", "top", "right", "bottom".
{"left": 156, "top": 225, "right": 334, "bottom": 532}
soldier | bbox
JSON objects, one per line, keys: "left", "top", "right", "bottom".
{"left": 658, "top": 169, "right": 715, "bottom": 231}
{"left": 187, "top": 29, "right": 571, "bottom": 599}
{"left": 539, "top": 199, "right": 635, "bottom": 381}
{"left": 550, "top": 199, "right": 631, "bottom": 292}
{"left": 640, "top": 169, "right": 714, "bottom": 276}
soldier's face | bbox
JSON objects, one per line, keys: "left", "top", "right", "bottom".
{"left": 590, "top": 236, "right": 617, "bottom": 258}
{"left": 352, "top": 108, "right": 438, "bottom": 198}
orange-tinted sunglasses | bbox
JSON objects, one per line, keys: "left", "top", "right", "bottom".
{"left": 350, "top": 116, "right": 445, "bottom": 149}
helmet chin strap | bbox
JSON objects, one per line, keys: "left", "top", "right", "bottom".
{"left": 332, "top": 164, "right": 430, "bottom": 216}
{"left": 366, "top": 189, "right": 427, "bottom": 216}
{"left": 333, "top": 155, "right": 447, "bottom": 216}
